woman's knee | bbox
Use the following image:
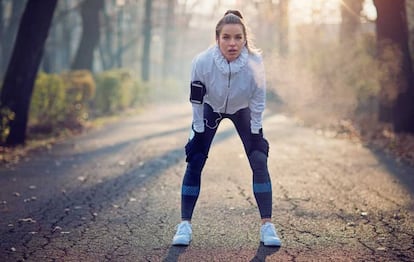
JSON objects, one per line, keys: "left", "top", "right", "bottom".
{"left": 248, "top": 150, "right": 268, "bottom": 171}
{"left": 187, "top": 152, "right": 208, "bottom": 172}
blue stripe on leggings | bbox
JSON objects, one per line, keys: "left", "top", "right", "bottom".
{"left": 253, "top": 182, "right": 272, "bottom": 193}
{"left": 182, "top": 185, "right": 200, "bottom": 196}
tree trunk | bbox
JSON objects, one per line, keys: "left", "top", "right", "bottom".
{"left": 374, "top": 0, "right": 414, "bottom": 133}
{"left": 0, "top": 0, "right": 3, "bottom": 76}
{"left": 340, "top": 0, "right": 363, "bottom": 41}
{"left": 61, "top": 6, "right": 73, "bottom": 71}
{"left": 71, "top": 0, "right": 104, "bottom": 71}
{"left": 117, "top": 4, "right": 124, "bottom": 68}
{"left": 142, "top": 0, "right": 152, "bottom": 82}
{"left": 0, "top": 0, "right": 26, "bottom": 77}
{"left": 407, "top": 0, "right": 414, "bottom": 62}
{"left": 162, "top": 0, "right": 176, "bottom": 79}
{"left": 0, "top": 0, "right": 58, "bottom": 146}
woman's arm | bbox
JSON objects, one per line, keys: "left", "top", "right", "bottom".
{"left": 190, "top": 57, "right": 205, "bottom": 133}
{"left": 249, "top": 56, "right": 266, "bottom": 134}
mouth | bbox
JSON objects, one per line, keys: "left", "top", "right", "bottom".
{"left": 228, "top": 49, "right": 238, "bottom": 54}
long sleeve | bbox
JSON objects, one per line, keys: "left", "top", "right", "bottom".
{"left": 249, "top": 57, "right": 266, "bottom": 134}
{"left": 190, "top": 57, "right": 205, "bottom": 133}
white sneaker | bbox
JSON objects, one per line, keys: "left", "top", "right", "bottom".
{"left": 260, "top": 222, "right": 281, "bottom": 247}
{"left": 172, "top": 221, "right": 192, "bottom": 246}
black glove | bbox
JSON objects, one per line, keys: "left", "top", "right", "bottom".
{"left": 185, "top": 130, "right": 206, "bottom": 162}
{"left": 249, "top": 131, "right": 269, "bottom": 157}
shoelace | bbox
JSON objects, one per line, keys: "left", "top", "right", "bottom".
{"left": 263, "top": 223, "right": 276, "bottom": 236}
{"left": 176, "top": 224, "right": 191, "bottom": 235}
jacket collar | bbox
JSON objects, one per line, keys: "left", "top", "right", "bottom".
{"left": 213, "top": 45, "right": 248, "bottom": 74}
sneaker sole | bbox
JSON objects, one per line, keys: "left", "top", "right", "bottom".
{"left": 172, "top": 239, "right": 191, "bottom": 246}
{"left": 172, "top": 241, "right": 190, "bottom": 246}
{"left": 262, "top": 240, "right": 281, "bottom": 247}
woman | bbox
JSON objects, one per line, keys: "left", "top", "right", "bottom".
{"left": 172, "top": 10, "right": 281, "bottom": 247}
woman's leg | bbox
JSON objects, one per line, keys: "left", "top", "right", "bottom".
{"left": 230, "top": 108, "right": 272, "bottom": 221}
{"left": 181, "top": 104, "right": 221, "bottom": 220}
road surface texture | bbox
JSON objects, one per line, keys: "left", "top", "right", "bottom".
{"left": 1, "top": 102, "right": 413, "bottom": 262}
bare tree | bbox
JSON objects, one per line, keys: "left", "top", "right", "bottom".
{"left": 43, "top": 0, "right": 81, "bottom": 73}
{"left": 374, "top": 0, "right": 414, "bottom": 133}
{"left": 0, "top": 0, "right": 58, "bottom": 146}
{"left": 0, "top": 0, "right": 3, "bottom": 76}
{"left": 71, "top": 0, "right": 104, "bottom": 71}
{"left": 0, "top": 0, "right": 27, "bottom": 77}
{"left": 142, "top": 0, "right": 152, "bottom": 81}
{"left": 162, "top": 0, "right": 176, "bottom": 79}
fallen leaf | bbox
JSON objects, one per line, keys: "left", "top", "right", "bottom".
{"left": 18, "top": 218, "right": 36, "bottom": 223}
{"left": 52, "top": 226, "right": 62, "bottom": 232}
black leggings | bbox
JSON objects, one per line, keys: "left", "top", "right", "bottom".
{"left": 181, "top": 103, "right": 273, "bottom": 220}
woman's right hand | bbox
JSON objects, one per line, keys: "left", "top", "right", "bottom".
{"left": 185, "top": 130, "right": 205, "bottom": 162}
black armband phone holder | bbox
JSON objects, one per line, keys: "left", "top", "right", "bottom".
{"left": 190, "top": 81, "right": 206, "bottom": 104}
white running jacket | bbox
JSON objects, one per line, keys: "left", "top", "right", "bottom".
{"left": 190, "top": 45, "right": 266, "bottom": 134}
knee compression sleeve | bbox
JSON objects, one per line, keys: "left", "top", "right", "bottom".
{"left": 249, "top": 151, "right": 272, "bottom": 219}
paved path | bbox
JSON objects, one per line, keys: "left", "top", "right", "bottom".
{"left": 0, "top": 102, "right": 413, "bottom": 261}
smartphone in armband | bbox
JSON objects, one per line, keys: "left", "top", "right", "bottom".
{"left": 190, "top": 81, "right": 206, "bottom": 104}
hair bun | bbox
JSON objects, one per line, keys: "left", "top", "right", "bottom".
{"left": 224, "top": 10, "right": 243, "bottom": 19}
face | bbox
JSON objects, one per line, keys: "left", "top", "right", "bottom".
{"left": 217, "top": 24, "right": 246, "bottom": 62}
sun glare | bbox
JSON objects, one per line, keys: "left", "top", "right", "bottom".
{"left": 181, "top": 0, "right": 377, "bottom": 27}
{"left": 290, "top": 0, "right": 376, "bottom": 25}
{"left": 290, "top": 0, "right": 341, "bottom": 25}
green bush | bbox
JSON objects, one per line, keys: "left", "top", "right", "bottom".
{"left": 129, "top": 76, "right": 149, "bottom": 107}
{"left": 29, "top": 72, "right": 66, "bottom": 130}
{"left": 0, "top": 106, "right": 14, "bottom": 143}
{"left": 4, "top": 69, "right": 148, "bottom": 138}
{"left": 61, "top": 70, "right": 96, "bottom": 127}
{"left": 93, "top": 69, "right": 148, "bottom": 115}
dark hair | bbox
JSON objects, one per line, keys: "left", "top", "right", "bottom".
{"left": 215, "top": 10, "right": 259, "bottom": 54}
{"left": 224, "top": 10, "right": 243, "bottom": 19}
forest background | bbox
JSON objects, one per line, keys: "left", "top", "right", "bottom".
{"left": 0, "top": 0, "right": 413, "bottom": 165}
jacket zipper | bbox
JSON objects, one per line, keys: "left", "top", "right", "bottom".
{"left": 224, "top": 62, "right": 231, "bottom": 113}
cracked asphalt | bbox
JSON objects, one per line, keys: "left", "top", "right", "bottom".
{"left": 0, "top": 102, "right": 413, "bottom": 261}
